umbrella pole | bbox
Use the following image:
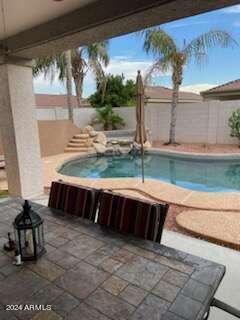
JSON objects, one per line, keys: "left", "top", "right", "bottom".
{"left": 136, "top": 70, "right": 145, "bottom": 183}
{"left": 140, "top": 105, "right": 145, "bottom": 183}
{"left": 141, "top": 139, "right": 145, "bottom": 183}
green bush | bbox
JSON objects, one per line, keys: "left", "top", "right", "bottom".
{"left": 91, "top": 105, "right": 125, "bottom": 130}
{"left": 229, "top": 109, "right": 240, "bottom": 144}
{"left": 89, "top": 74, "right": 136, "bottom": 108}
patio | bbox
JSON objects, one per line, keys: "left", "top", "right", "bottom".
{"left": 0, "top": 198, "right": 228, "bottom": 320}
{"left": 0, "top": 1, "right": 240, "bottom": 320}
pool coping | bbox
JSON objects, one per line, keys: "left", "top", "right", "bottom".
{"left": 42, "top": 149, "right": 240, "bottom": 211}
{"left": 149, "top": 147, "right": 240, "bottom": 160}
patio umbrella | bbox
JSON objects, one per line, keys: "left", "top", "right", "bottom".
{"left": 135, "top": 70, "right": 147, "bottom": 183}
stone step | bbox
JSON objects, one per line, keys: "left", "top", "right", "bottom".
{"left": 74, "top": 133, "right": 90, "bottom": 139}
{"left": 70, "top": 138, "right": 88, "bottom": 144}
{"left": 64, "top": 147, "right": 90, "bottom": 152}
{"left": 68, "top": 142, "right": 89, "bottom": 147}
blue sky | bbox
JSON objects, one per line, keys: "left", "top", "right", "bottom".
{"left": 34, "top": 4, "right": 240, "bottom": 97}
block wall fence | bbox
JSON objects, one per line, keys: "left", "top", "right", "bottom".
{"left": 1, "top": 100, "right": 240, "bottom": 157}
{"left": 36, "top": 101, "right": 240, "bottom": 145}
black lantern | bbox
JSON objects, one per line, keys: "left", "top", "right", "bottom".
{"left": 13, "top": 200, "right": 46, "bottom": 261}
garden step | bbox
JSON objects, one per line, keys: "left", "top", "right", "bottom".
{"left": 64, "top": 147, "right": 90, "bottom": 152}
{"left": 68, "top": 142, "right": 89, "bottom": 147}
{"left": 70, "top": 139, "right": 88, "bottom": 144}
{"left": 74, "top": 133, "right": 90, "bottom": 139}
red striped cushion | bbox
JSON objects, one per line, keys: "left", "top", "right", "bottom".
{"left": 48, "top": 181, "right": 100, "bottom": 220}
{"left": 98, "top": 191, "right": 168, "bottom": 242}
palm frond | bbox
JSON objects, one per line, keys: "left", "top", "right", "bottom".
{"left": 183, "top": 30, "right": 237, "bottom": 65}
{"left": 33, "top": 53, "right": 66, "bottom": 83}
{"left": 32, "top": 56, "right": 56, "bottom": 77}
{"left": 87, "top": 41, "right": 109, "bottom": 67}
{"left": 142, "top": 27, "right": 177, "bottom": 59}
{"left": 144, "top": 57, "right": 171, "bottom": 84}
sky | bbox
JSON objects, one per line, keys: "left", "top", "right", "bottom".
{"left": 34, "top": 4, "right": 240, "bottom": 98}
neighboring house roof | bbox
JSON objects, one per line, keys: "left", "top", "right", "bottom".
{"left": 201, "top": 79, "right": 240, "bottom": 101}
{"left": 145, "top": 86, "right": 202, "bottom": 103}
{"left": 35, "top": 94, "right": 90, "bottom": 108}
{"left": 35, "top": 88, "right": 201, "bottom": 109}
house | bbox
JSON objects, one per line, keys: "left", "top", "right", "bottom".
{"left": 145, "top": 86, "right": 202, "bottom": 104}
{"left": 201, "top": 79, "right": 240, "bottom": 101}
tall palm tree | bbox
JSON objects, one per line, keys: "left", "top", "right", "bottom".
{"left": 33, "top": 41, "right": 109, "bottom": 109}
{"left": 141, "top": 28, "right": 236, "bottom": 144}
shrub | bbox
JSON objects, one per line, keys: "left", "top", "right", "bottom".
{"left": 91, "top": 105, "right": 125, "bottom": 131}
{"left": 229, "top": 109, "right": 240, "bottom": 144}
{"left": 89, "top": 74, "right": 136, "bottom": 108}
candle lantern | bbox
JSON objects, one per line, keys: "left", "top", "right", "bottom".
{"left": 13, "top": 200, "right": 46, "bottom": 261}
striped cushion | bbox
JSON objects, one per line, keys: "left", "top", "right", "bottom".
{"left": 48, "top": 181, "right": 100, "bottom": 221}
{"left": 98, "top": 191, "right": 168, "bottom": 242}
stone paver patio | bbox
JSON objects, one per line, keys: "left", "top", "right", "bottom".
{"left": 0, "top": 199, "right": 226, "bottom": 320}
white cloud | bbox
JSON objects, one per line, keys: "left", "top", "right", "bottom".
{"left": 180, "top": 83, "right": 217, "bottom": 94}
{"left": 33, "top": 74, "right": 66, "bottom": 94}
{"left": 222, "top": 5, "right": 240, "bottom": 14}
{"left": 33, "top": 56, "right": 171, "bottom": 97}
{"left": 105, "top": 57, "right": 152, "bottom": 80}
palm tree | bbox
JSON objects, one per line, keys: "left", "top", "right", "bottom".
{"left": 141, "top": 28, "right": 236, "bottom": 144}
{"left": 33, "top": 41, "right": 109, "bottom": 109}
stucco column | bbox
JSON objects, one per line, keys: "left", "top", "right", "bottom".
{"left": 0, "top": 56, "right": 43, "bottom": 198}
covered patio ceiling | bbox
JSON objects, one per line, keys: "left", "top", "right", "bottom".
{"left": 0, "top": 0, "right": 239, "bottom": 59}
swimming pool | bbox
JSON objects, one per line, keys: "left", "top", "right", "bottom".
{"left": 59, "top": 152, "right": 240, "bottom": 192}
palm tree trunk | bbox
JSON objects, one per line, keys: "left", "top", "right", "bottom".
{"left": 169, "top": 82, "right": 179, "bottom": 144}
{"left": 168, "top": 63, "right": 183, "bottom": 145}
{"left": 65, "top": 50, "right": 74, "bottom": 121}
{"left": 74, "top": 76, "right": 84, "bottom": 108}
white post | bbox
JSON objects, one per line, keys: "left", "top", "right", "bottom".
{"left": 0, "top": 57, "right": 43, "bottom": 198}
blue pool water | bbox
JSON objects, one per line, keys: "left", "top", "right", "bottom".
{"left": 59, "top": 153, "right": 240, "bottom": 192}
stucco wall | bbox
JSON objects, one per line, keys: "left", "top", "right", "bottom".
{"left": 60, "top": 101, "right": 240, "bottom": 144}
{"left": 0, "top": 120, "right": 80, "bottom": 157}
{"left": 112, "top": 101, "right": 240, "bottom": 144}
{"left": 38, "top": 120, "right": 80, "bottom": 156}
{"left": 144, "top": 101, "right": 240, "bottom": 144}
{"left": 28, "top": 102, "right": 240, "bottom": 145}
{"left": 1, "top": 101, "right": 240, "bottom": 158}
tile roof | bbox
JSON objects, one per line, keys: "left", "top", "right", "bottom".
{"left": 35, "top": 87, "right": 201, "bottom": 109}
{"left": 201, "top": 79, "right": 240, "bottom": 95}
{"left": 145, "top": 86, "right": 202, "bottom": 101}
{"left": 35, "top": 94, "right": 90, "bottom": 108}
